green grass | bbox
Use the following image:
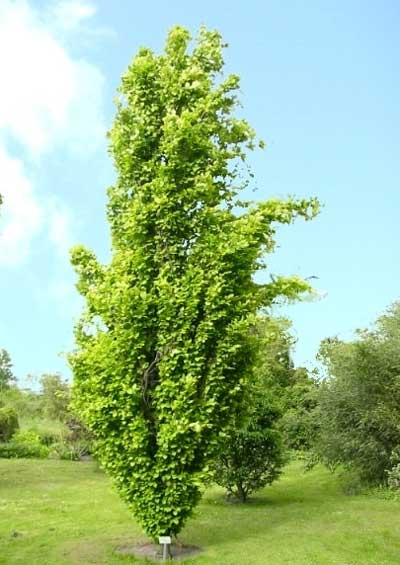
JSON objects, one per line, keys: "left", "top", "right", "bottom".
{"left": 0, "top": 459, "right": 399, "bottom": 564}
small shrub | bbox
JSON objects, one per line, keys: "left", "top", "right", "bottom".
{"left": 51, "top": 439, "right": 91, "bottom": 461}
{"left": 65, "top": 415, "right": 93, "bottom": 447}
{"left": 213, "top": 427, "right": 286, "bottom": 502}
{"left": 0, "top": 406, "right": 19, "bottom": 442}
{"left": 212, "top": 397, "right": 287, "bottom": 502}
{"left": 0, "top": 430, "right": 50, "bottom": 459}
{"left": 48, "top": 415, "right": 93, "bottom": 460}
{"left": 0, "top": 443, "right": 16, "bottom": 458}
{"left": 37, "top": 430, "right": 60, "bottom": 446}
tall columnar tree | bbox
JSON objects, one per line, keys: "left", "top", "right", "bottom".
{"left": 70, "top": 27, "right": 318, "bottom": 539}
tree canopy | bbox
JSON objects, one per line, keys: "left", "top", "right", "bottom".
{"left": 0, "top": 349, "right": 15, "bottom": 391}
{"left": 40, "top": 373, "right": 70, "bottom": 422}
{"left": 212, "top": 316, "right": 288, "bottom": 501}
{"left": 70, "top": 26, "right": 318, "bottom": 539}
{"left": 315, "top": 302, "right": 400, "bottom": 484}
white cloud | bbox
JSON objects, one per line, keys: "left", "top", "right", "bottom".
{"left": 60, "top": 59, "right": 105, "bottom": 156}
{"left": 0, "top": 0, "right": 105, "bottom": 158}
{"left": 0, "top": 0, "right": 106, "bottom": 267}
{"left": 47, "top": 200, "right": 74, "bottom": 259}
{"left": 50, "top": 1, "right": 97, "bottom": 31}
{"left": 0, "top": 148, "right": 43, "bottom": 266}
{"left": 0, "top": 2, "right": 74, "bottom": 155}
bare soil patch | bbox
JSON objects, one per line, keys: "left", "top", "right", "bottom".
{"left": 116, "top": 542, "right": 202, "bottom": 562}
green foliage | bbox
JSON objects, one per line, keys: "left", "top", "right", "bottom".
{"left": 212, "top": 390, "right": 286, "bottom": 501}
{"left": 211, "top": 316, "right": 318, "bottom": 500}
{"left": 0, "top": 349, "right": 15, "bottom": 391}
{"left": 211, "top": 317, "right": 292, "bottom": 500}
{"left": 50, "top": 416, "right": 93, "bottom": 461}
{"left": 387, "top": 448, "right": 400, "bottom": 491}
{"left": 315, "top": 302, "right": 400, "bottom": 484}
{"left": 250, "top": 317, "right": 320, "bottom": 452}
{"left": 278, "top": 367, "right": 320, "bottom": 452}
{"left": 280, "top": 407, "right": 317, "bottom": 453}
{"left": 70, "top": 26, "right": 318, "bottom": 538}
{"left": 0, "top": 386, "right": 43, "bottom": 419}
{"left": 65, "top": 414, "right": 93, "bottom": 444}
{"left": 51, "top": 438, "right": 91, "bottom": 461}
{"left": 40, "top": 373, "right": 70, "bottom": 421}
{"left": 0, "top": 430, "right": 49, "bottom": 459}
{"left": 0, "top": 405, "right": 19, "bottom": 442}
{"left": 36, "top": 430, "right": 60, "bottom": 446}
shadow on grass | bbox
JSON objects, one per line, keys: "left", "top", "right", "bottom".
{"left": 203, "top": 464, "right": 340, "bottom": 509}
{"left": 181, "top": 466, "right": 347, "bottom": 549}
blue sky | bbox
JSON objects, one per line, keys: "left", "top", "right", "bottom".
{"left": 0, "top": 0, "right": 399, "bottom": 385}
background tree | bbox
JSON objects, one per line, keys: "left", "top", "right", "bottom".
{"left": 70, "top": 26, "right": 318, "bottom": 539}
{"left": 278, "top": 366, "right": 320, "bottom": 453}
{"left": 314, "top": 302, "right": 400, "bottom": 484}
{"left": 40, "top": 373, "right": 70, "bottom": 422}
{"left": 251, "top": 317, "right": 320, "bottom": 453}
{"left": 0, "top": 385, "right": 43, "bottom": 421}
{"left": 0, "top": 349, "right": 16, "bottom": 391}
{"left": 212, "top": 318, "right": 286, "bottom": 501}
{"left": 0, "top": 405, "right": 19, "bottom": 442}
{"left": 212, "top": 316, "right": 318, "bottom": 501}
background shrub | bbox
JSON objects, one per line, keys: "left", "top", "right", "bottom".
{"left": 37, "top": 430, "right": 60, "bottom": 446}
{"left": 212, "top": 407, "right": 286, "bottom": 502}
{"left": 387, "top": 448, "right": 400, "bottom": 491}
{"left": 0, "top": 406, "right": 19, "bottom": 442}
{"left": 0, "top": 430, "right": 50, "bottom": 459}
{"left": 51, "top": 439, "right": 91, "bottom": 461}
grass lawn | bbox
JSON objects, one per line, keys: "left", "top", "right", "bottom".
{"left": 0, "top": 459, "right": 399, "bottom": 564}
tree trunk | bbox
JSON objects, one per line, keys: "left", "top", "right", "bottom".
{"left": 236, "top": 482, "right": 247, "bottom": 503}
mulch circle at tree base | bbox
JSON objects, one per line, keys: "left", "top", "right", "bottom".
{"left": 116, "top": 542, "right": 202, "bottom": 562}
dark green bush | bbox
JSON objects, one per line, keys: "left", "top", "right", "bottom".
{"left": 0, "top": 443, "right": 16, "bottom": 458}
{"left": 212, "top": 397, "right": 286, "bottom": 502}
{"left": 0, "top": 406, "right": 19, "bottom": 442}
{"left": 279, "top": 409, "right": 314, "bottom": 452}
